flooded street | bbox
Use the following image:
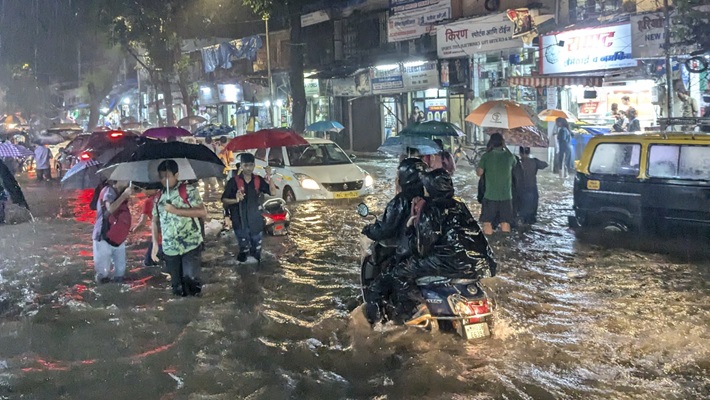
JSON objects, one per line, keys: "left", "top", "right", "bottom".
{"left": 1, "top": 157, "right": 709, "bottom": 399}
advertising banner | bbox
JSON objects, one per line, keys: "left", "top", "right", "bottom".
{"left": 301, "top": 10, "right": 330, "bottom": 27}
{"left": 540, "top": 23, "right": 638, "bottom": 74}
{"left": 370, "top": 66, "right": 405, "bottom": 94}
{"left": 436, "top": 13, "right": 518, "bottom": 59}
{"left": 329, "top": 71, "right": 372, "bottom": 97}
{"left": 387, "top": 1, "right": 451, "bottom": 43}
{"left": 630, "top": 12, "right": 691, "bottom": 58}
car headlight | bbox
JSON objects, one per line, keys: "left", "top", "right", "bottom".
{"left": 364, "top": 174, "right": 374, "bottom": 187}
{"left": 294, "top": 173, "right": 320, "bottom": 190}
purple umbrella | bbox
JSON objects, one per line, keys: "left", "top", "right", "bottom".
{"left": 0, "top": 142, "right": 33, "bottom": 158}
{"left": 141, "top": 126, "right": 192, "bottom": 140}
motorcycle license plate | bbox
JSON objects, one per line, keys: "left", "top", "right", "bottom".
{"left": 461, "top": 322, "right": 490, "bottom": 340}
{"left": 334, "top": 190, "right": 359, "bottom": 199}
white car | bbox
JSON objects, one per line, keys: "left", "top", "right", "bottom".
{"left": 253, "top": 138, "right": 374, "bottom": 201}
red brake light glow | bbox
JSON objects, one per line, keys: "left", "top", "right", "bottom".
{"left": 109, "top": 131, "right": 124, "bottom": 138}
{"left": 79, "top": 152, "right": 91, "bottom": 161}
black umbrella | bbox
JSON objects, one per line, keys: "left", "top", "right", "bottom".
{"left": 99, "top": 141, "right": 224, "bottom": 183}
{"left": 0, "top": 159, "right": 29, "bottom": 210}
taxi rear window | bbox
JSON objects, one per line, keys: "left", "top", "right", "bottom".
{"left": 589, "top": 143, "right": 641, "bottom": 176}
{"left": 648, "top": 145, "right": 710, "bottom": 180}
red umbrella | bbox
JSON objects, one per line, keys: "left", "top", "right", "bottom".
{"left": 141, "top": 126, "right": 192, "bottom": 140}
{"left": 226, "top": 129, "right": 308, "bottom": 151}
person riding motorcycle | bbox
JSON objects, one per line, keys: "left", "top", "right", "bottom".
{"left": 397, "top": 169, "right": 497, "bottom": 284}
{"left": 361, "top": 157, "right": 427, "bottom": 324}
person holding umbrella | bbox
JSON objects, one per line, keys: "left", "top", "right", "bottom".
{"left": 221, "top": 153, "right": 276, "bottom": 264}
{"left": 151, "top": 160, "right": 208, "bottom": 297}
{"left": 476, "top": 133, "right": 517, "bottom": 235}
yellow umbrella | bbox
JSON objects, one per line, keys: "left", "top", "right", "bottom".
{"left": 538, "top": 109, "right": 578, "bottom": 122}
{"left": 465, "top": 100, "right": 533, "bottom": 130}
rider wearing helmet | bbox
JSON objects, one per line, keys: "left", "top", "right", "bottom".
{"left": 361, "top": 158, "right": 427, "bottom": 324}
{"left": 398, "top": 169, "right": 497, "bottom": 282}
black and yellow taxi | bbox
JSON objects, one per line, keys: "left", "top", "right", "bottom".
{"left": 571, "top": 133, "right": 710, "bottom": 233}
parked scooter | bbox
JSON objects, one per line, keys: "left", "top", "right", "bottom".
{"left": 357, "top": 203, "right": 495, "bottom": 340}
{"left": 262, "top": 197, "right": 290, "bottom": 236}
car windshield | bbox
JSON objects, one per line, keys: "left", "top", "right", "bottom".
{"left": 287, "top": 143, "right": 351, "bottom": 166}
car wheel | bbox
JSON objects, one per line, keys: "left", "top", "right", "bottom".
{"left": 283, "top": 186, "right": 296, "bottom": 203}
{"left": 602, "top": 218, "right": 630, "bottom": 233}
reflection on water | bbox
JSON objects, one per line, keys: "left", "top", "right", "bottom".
{"left": 0, "top": 163, "right": 708, "bottom": 399}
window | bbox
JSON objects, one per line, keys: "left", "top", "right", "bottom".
{"left": 268, "top": 147, "right": 284, "bottom": 166}
{"left": 254, "top": 148, "right": 266, "bottom": 161}
{"left": 649, "top": 145, "right": 710, "bottom": 180}
{"left": 589, "top": 143, "right": 641, "bottom": 176}
{"left": 286, "top": 143, "right": 352, "bottom": 167}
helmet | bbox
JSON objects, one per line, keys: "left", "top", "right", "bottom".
{"left": 421, "top": 168, "right": 454, "bottom": 199}
{"left": 397, "top": 158, "right": 427, "bottom": 192}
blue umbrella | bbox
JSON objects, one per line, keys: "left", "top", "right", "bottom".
{"left": 378, "top": 136, "right": 439, "bottom": 156}
{"left": 193, "top": 124, "right": 234, "bottom": 138}
{"left": 305, "top": 120, "right": 345, "bottom": 133}
{"left": 61, "top": 159, "right": 102, "bottom": 190}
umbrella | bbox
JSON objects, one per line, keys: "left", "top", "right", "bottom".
{"left": 99, "top": 141, "right": 224, "bottom": 183}
{"left": 225, "top": 129, "right": 308, "bottom": 152}
{"left": 60, "top": 159, "right": 102, "bottom": 190}
{"left": 483, "top": 126, "right": 549, "bottom": 147}
{"left": 193, "top": 124, "right": 234, "bottom": 138}
{"left": 466, "top": 100, "right": 533, "bottom": 130}
{"left": 0, "top": 142, "right": 33, "bottom": 158}
{"left": 378, "top": 136, "right": 440, "bottom": 156}
{"left": 400, "top": 121, "right": 465, "bottom": 137}
{"left": 538, "top": 109, "right": 578, "bottom": 123}
{"left": 177, "top": 116, "right": 207, "bottom": 127}
{"left": 142, "top": 126, "right": 192, "bottom": 140}
{"left": 34, "top": 133, "right": 66, "bottom": 145}
{"left": 47, "top": 123, "right": 83, "bottom": 132}
{"left": 94, "top": 136, "right": 152, "bottom": 164}
{"left": 305, "top": 120, "right": 345, "bottom": 133}
{"left": 0, "top": 158, "right": 29, "bottom": 210}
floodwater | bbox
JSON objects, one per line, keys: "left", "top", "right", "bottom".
{"left": 0, "top": 158, "right": 708, "bottom": 399}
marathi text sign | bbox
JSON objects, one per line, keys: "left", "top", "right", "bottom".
{"left": 389, "top": 0, "right": 446, "bottom": 14}
{"left": 630, "top": 12, "right": 691, "bottom": 58}
{"left": 540, "top": 23, "right": 638, "bottom": 74}
{"left": 436, "top": 13, "right": 518, "bottom": 59}
{"left": 388, "top": 1, "right": 451, "bottom": 43}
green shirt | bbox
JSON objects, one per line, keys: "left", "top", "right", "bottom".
{"left": 478, "top": 148, "right": 517, "bottom": 201}
{"left": 153, "top": 183, "right": 204, "bottom": 256}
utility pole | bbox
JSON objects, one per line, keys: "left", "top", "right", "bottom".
{"left": 663, "top": 0, "right": 673, "bottom": 121}
{"left": 264, "top": 14, "right": 276, "bottom": 127}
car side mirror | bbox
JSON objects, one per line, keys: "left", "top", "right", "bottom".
{"left": 268, "top": 159, "right": 284, "bottom": 168}
{"left": 357, "top": 203, "right": 370, "bottom": 217}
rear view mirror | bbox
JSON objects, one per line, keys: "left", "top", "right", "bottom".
{"left": 357, "top": 203, "right": 370, "bottom": 217}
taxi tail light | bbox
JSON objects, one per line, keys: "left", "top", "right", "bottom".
{"left": 79, "top": 152, "right": 92, "bottom": 161}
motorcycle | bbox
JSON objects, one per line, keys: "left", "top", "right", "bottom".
{"left": 357, "top": 203, "right": 494, "bottom": 340}
{"left": 262, "top": 197, "right": 290, "bottom": 236}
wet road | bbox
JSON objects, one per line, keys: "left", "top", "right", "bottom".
{"left": 0, "top": 158, "right": 709, "bottom": 399}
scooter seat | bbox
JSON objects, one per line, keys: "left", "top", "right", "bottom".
{"left": 416, "top": 276, "right": 479, "bottom": 286}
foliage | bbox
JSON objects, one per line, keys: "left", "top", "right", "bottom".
{"left": 673, "top": 0, "right": 710, "bottom": 52}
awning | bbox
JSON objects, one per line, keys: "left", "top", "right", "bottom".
{"left": 508, "top": 76, "right": 603, "bottom": 88}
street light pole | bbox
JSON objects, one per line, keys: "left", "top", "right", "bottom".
{"left": 264, "top": 14, "right": 276, "bottom": 127}
{"left": 663, "top": 0, "right": 673, "bottom": 121}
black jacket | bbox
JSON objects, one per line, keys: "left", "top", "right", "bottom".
{"left": 362, "top": 186, "right": 422, "bottom": 246}
{"left": 398, "top": 198, "right": 496, "bottom": 280}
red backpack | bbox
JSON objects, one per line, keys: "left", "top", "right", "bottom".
{"left": 100, "top": 186, "right": 132, "bottom": 247}
{"left": 235, "top": 174, "right": 262, "bottom": 193}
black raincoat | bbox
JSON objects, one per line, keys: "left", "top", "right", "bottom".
{"left": 398, "top": 198, "right": 496, "bottom": 280}
{"left": 0, "top": 159, "right": 28, "bottom": 210}
{"left": 362, "top": 186, "right": 422, "bottom": 252}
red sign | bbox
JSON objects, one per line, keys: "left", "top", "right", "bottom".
{"left": 580, "top": 102, "right": 599, "bottom": 114}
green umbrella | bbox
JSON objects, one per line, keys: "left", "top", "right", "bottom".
{"left": 400, "top": 121, "right": 464, "bottom": 137}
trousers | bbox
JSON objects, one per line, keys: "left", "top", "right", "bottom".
{"left": 234, "top": 228, "right": 263, "bottom": 259}
{"left": 163, "top": 247, "right": 202, "bottom": 296}
{"left": 93, "top": 240, "right": 127, "bottom": 281}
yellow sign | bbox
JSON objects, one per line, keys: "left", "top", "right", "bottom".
{"left": 587, "top": 180, "right": 600, "bottom": 190}
{"left": 334, "top": 191, "right": 359, "bottom": 199}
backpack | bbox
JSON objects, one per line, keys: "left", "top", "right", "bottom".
{"left": 99, "top": 186, "right": 132, "bottom": 247}
{"left": 235, "top": 174, "right": 262, "bottom": 193}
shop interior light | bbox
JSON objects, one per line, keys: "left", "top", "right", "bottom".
{"left": 100, "top": 107, "right": 110, "bottom": 113}
{"left": 122, "top": 97, "right": 130, "bottom": 105}
{"left": 264, "top": 100, "right": 272, "bottom": 108}
{"left": 276, "top": 99, "right": 284, "bottom": 107}
{"left": 403, "top": 61, "right": 426, "bottom": 68}
{"left": 375, "top": 64, "right": 399, "bottom": 71}
{"left": 200, "top": 87, "right": 211, "bottom": 94}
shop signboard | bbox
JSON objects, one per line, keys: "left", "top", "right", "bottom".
{"left": 580, "top": 101, "right": 600, "bottom": 114}
{"left": 390, "top": 0, "right": 447, "bottom": 14}
{"left": 301, "top": 10, "right": 330, "bottom": 27}
{"left": 630, "top": 12, "right": 692, "bottom": 58}
{"left": 540, "top": 23, "right": 638, "bottom": 74}
{"left": 329, "top": 71, "right": 372, "bottom": 97}
{"left": 371, "top": 66, "right": 405, "bottom": 94}
{"left": 387, "top": 1, "right": 451, "bottom": 43}
{"left": 199, "top": 84, "right": 219, "bottom": 106}
{"left": 436, "top": 13, "right": 519, "bottom": 59}
{"left": 304, "top": 79, "right": 320, "bottom": 97}
{"left": 403, "top": 61, "right": 439, "bottom": 91}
